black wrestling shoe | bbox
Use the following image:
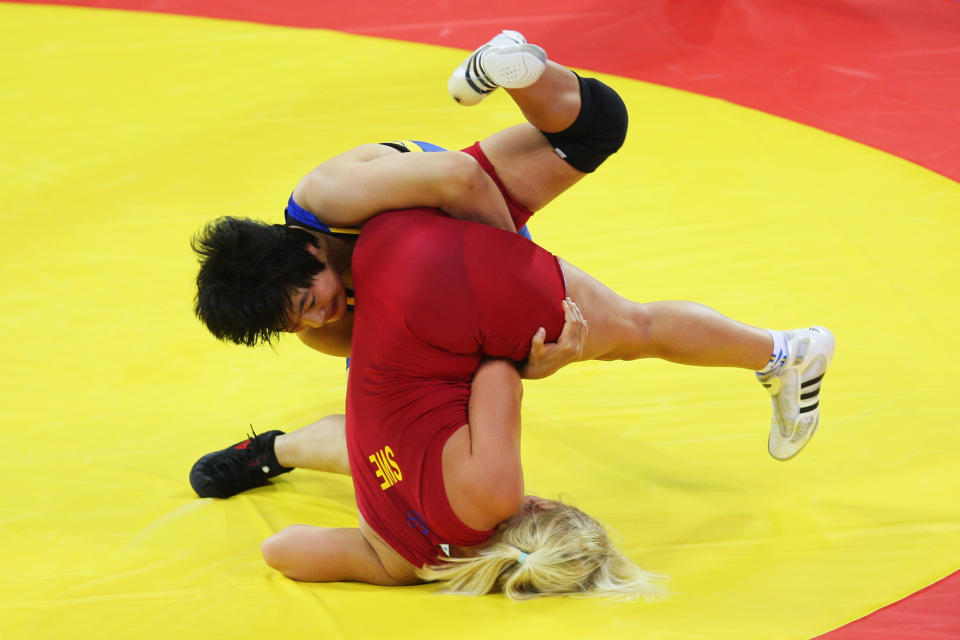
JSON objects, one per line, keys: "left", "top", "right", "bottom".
{"left": 190, "top": 429, "right": 293, "bottom": 498}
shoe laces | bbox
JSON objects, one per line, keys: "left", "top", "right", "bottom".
{"left": 245, "top": 425, "right": 273, "bottom": 473}
{"left": 211, "top": 425, "right": 269, "bottom": 481}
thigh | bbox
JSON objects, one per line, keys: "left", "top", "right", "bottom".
{"left": 558, "top": 258, "right": 650, "bottom": 362}
{"left": 479, "top": 124, "right": 585, "bottom": 212}
{"left": 261, "top": 524, "right": 417, "bottom": 585}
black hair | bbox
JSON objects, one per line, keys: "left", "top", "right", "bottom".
{"left": 191, "top": 217, "right": 326, "bottom": 347}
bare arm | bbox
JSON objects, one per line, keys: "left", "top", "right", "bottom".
{"left": 292, "top": 144, "right": 516, "bottom": 232}
{"left": 442, "top": 360, "right": 525, "bottom": 531}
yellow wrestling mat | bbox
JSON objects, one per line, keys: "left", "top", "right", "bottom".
{"left": 2, "top": 4, "right": 959, "bottom": 639}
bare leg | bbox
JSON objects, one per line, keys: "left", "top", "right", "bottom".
{"left": 261, "top": 523, "right": 417, "bottom": 586}
{"left": 506, "top": 61, "right": 582, "bottom": 133}
{"left": 479, "top": 62, "right": 587, "bottom": 212}
{"left": 560, "top": 259, "right": 772, "bottom": 369}
{"left": 273, "top": 414, "right": 350, "bottom": 475}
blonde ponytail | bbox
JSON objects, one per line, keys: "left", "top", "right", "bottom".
{"left": 417, "top": 501, "right": 666, "bottom": 601}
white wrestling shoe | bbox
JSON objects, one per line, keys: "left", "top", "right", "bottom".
{"left": 447, "top": 30, "right": 547, "bottom": 106}
{"left": 757, "top": 326, "right": 836, "bottom": 461}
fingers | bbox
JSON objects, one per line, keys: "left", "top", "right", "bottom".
{"left": 559, "top": 297, "right": 587, "bottom": 336}
{"left": 567, "top": 297, "right": 586, "bottom": 328}
{"left": 533, "top": 326, "right": 546, "bottom": 344}
{"left": 528, "top": 326, "right": 546, "bottom": 352}
{"left": 570, "top": 300, "right": 587, "bottom": 329}
{"left": 562, "top": 297, "right": 584, "bottom": 322}
{"left": 560, "top": 297, "right": 587, "bottom": 358}
{"left": 522, "top": 299, "right": 586, "bottom": 380}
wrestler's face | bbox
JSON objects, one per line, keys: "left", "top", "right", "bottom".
{"left": 285, "top": 244, "right": 347, "bottom": 333}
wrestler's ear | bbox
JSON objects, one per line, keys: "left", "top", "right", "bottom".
{"left": 304, "top": 243, "right": 328, "bottom": 267}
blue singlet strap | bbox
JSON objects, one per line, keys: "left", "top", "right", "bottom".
{"left": 408, "top": 140, "right": 446, "bottom": 152}
{"left": 385, "top": 140, "right": 446, "bottom": 153}
{"left": 284, "top": 196, "right": 360, "bottom": 237}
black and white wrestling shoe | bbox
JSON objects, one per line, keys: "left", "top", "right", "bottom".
{"left": 447, "top": 30, "right": 547, "bottom": 106}
{"left": 757, "top": 327, "right": 836, "bottom": 461}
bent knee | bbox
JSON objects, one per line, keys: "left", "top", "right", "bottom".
{"left": 541, "top": 77, "right": 628, "bottom": 173}
{"left": 261, "top": 526, "right": 306, "bottom": 575}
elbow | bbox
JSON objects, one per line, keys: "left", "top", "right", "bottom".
{"left": 488, "top": 482, "right": 525, "bottom": 526}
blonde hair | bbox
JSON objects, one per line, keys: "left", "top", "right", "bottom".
{"left": 417, "top": 501, "right": 666, "bottom": 601}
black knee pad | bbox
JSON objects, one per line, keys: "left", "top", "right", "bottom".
{"left": 541, "top": 76, "right": 628, "bottom": 173}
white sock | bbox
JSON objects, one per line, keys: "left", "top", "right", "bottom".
{"left": 756, "top": 329, "right": 789, "bottom": 377}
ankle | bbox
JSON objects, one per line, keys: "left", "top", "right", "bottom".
{"left": 272, "top": 432, "right": 296, "bottom": 469}
{"left": 756, "top": 329, "right": 788, "bottom": 376}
